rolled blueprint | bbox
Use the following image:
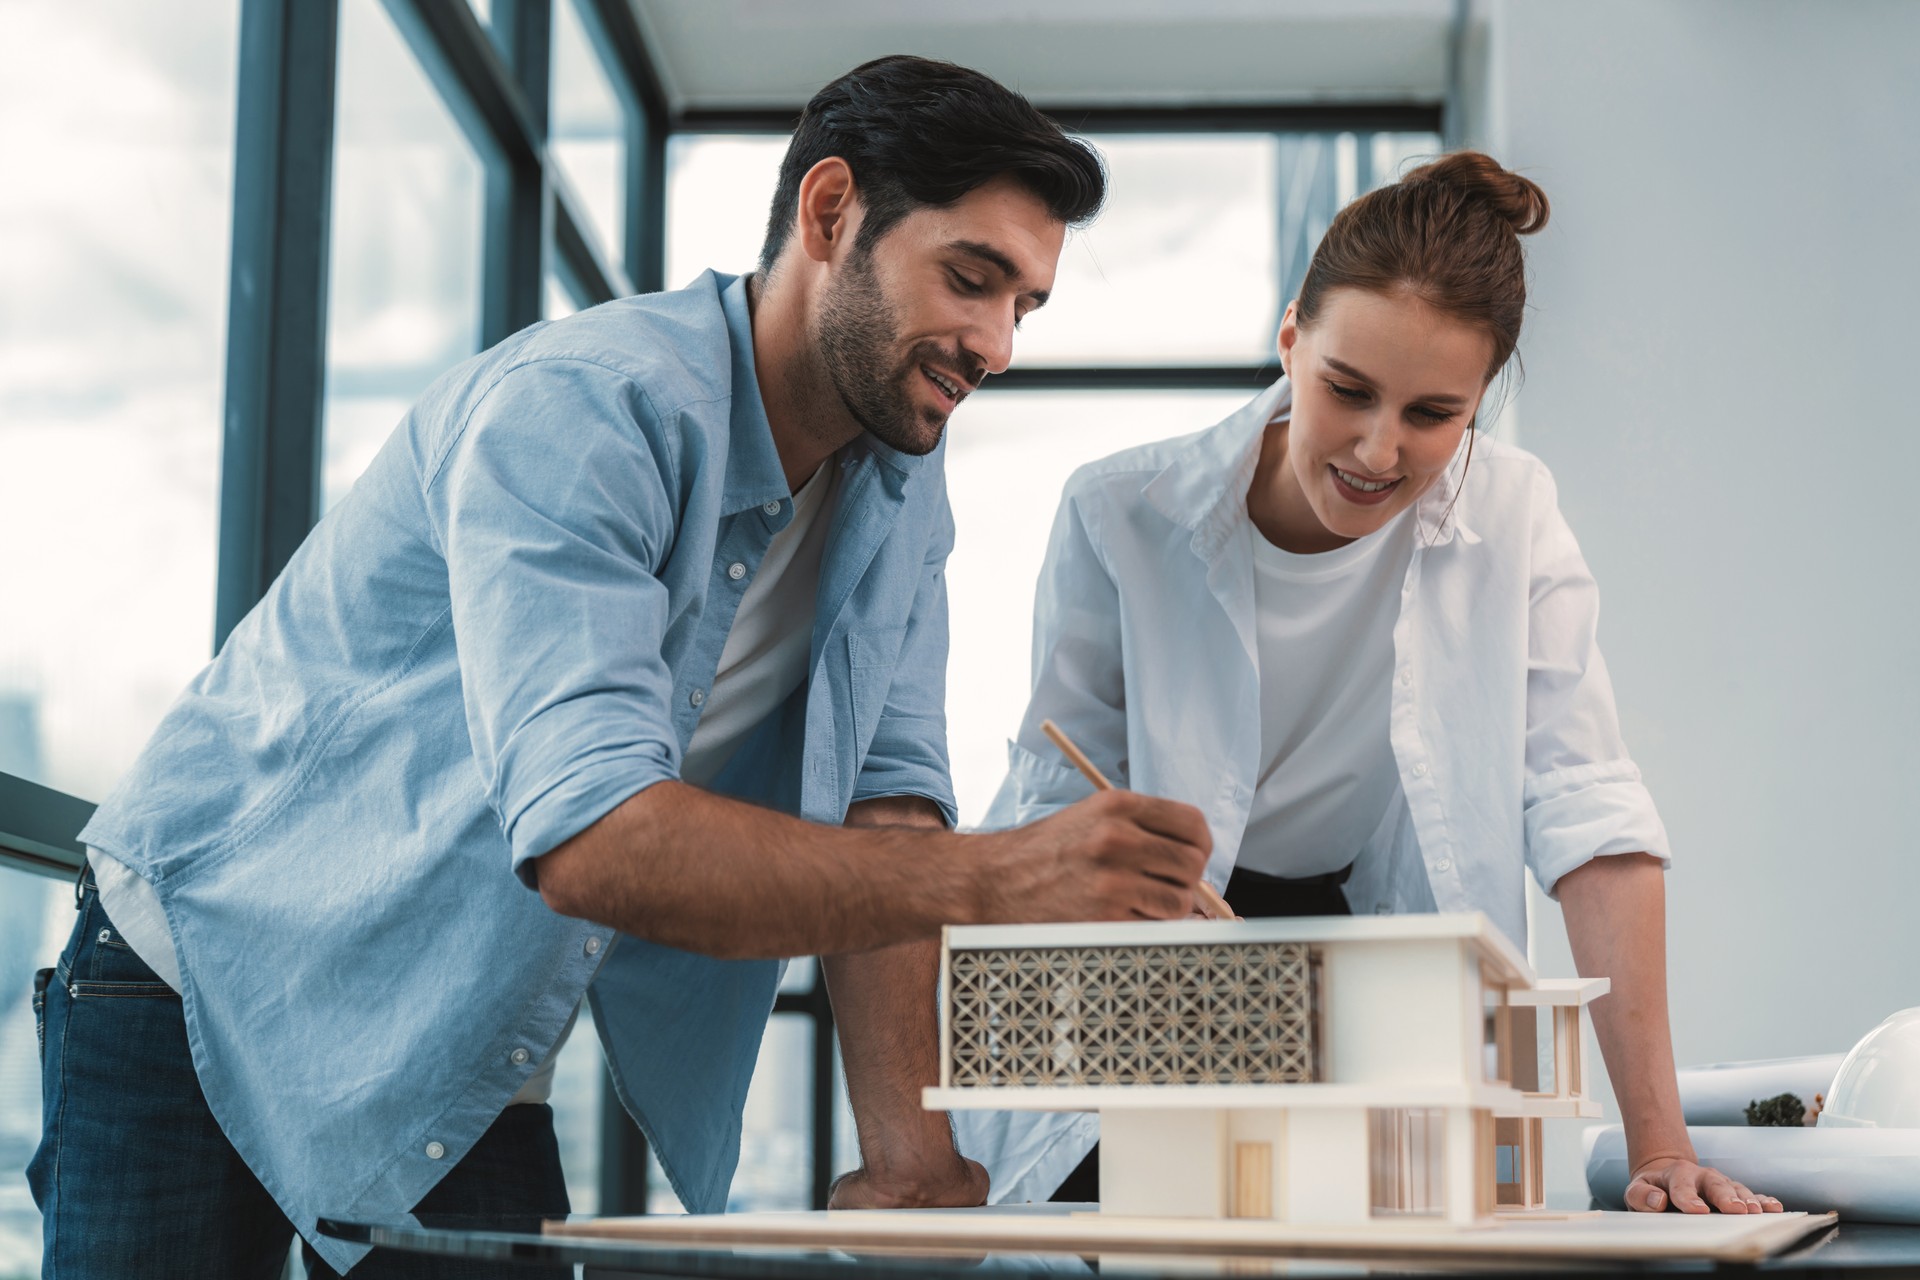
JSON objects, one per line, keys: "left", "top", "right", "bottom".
{"left": 1675, "top": 1055, "right": 1847, "bottom": 1126}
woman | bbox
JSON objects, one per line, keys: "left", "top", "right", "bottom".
{"left": 958, "top": 152, "right": 1778, "bottom": 1216}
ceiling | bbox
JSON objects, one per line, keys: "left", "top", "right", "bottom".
{"left": 629, "top": 0, "right": 1457, "bottom": 115}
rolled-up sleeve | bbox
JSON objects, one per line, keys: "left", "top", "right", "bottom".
{"left": 423, "top": 358, "right": 685, "bottom": 880}
{"left": 1523, "top": 466, "right": 1671, "bottom": 894}
{"left": 851, "top": 481, "right": 960, "bottom": 827}
{"left": 980, "top": 477, "right": 1125, "bottom": 831}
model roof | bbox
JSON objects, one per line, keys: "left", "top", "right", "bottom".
{"left": 944, "top": 911, "right": 1534, "bottom": 988}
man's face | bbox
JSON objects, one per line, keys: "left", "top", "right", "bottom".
{"left": 813, "top": 176, "right": 1065, "bottom": 456}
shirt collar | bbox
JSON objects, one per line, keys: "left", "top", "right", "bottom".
{"left": 1143, "top": 376, "right": 1478, "bottom": 560}
{"left": 715, "top": 271, "right": 791, "bottom": 515}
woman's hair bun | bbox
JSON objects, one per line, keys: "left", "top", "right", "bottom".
{"left": 1403, "top": 150, "right": 1550, "bottom": 236}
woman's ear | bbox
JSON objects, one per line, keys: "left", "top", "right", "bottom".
{"left": 1276, "top": 301, "right": 1301, "bottom": 378}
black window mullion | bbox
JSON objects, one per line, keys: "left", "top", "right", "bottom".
{"left": 481, "top": 0, "right": 550, "bottom": 345}
{"left": 625, "top": 106, "right": 667, "bottom": 295}
{"left": 214, "top": 0, "right": 341, "bottom": 649}
{"left": 674, "top": 103, "right": 1443, "bottom": 137}
{"left": 570, "top": 0, "right": 669, "bottom": 294}
{"left": 381, "top": 0, "right": 542, "bottom": 170}
{"left": 989, "top": 366, "right": 1277, "bottom": 392}
{"left": 808, "top": 982, "right": 837, "bottom": 1209}
{"left": 550, "top": 181, "right": 631, "bottom": 304}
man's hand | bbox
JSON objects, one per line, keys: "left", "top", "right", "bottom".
{"left": 1626, "top": 1156, "right": 1782, "bottom": 1214}
{"left": 536, "top": 780, "right": 1212, "bottom": 958}
{"left": 827, "top": 1153, "right": 990, "bottom": 1210}
{"left": 974, "top": 789, "right": 1212, "bottom": 923}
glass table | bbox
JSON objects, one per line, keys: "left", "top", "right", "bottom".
{"left": 318, "top": 1214, "right": 1920, "bottom": 1278}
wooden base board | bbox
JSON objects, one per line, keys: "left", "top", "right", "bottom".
{"left": 545, "top": 1205, "right": 1835, "bottom": 1264}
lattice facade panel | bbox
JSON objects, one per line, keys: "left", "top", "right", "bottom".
{"left": 946, "top": 942, "right": 1319, "bottom": 1088}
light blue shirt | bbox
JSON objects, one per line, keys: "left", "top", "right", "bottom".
{"left": 78, "top": 270, "right": 957, "bottom": 1272}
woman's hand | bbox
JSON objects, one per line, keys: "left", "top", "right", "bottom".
{"left": 1626, "top": 1156, "right": 1783, "bottom": 1214}
{"left": 1558, "top": 856, "right": 1785, "bottom": 1214}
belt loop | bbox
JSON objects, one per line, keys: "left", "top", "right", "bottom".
{"left": 72, "top": 856, "right": 88, "bottom": 908}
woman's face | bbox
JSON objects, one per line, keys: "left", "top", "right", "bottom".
{"left": 1265, "top": 287, "right": 1494, "bottom": 550}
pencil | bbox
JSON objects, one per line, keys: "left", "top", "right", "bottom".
{"left": 1039, "top": 719, "right": 1238, "bottom": 921}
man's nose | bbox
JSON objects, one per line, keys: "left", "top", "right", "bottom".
{"left": 966, "top": 310, "right": 1016, "bottom": 377}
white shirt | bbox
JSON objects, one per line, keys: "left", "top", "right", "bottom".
{"left": 90, "top": 459, "right": 842, "bottom": 1105}
{"left": 962, "top": 377, "right": 1669, "bottom": 1203}
{"left": 1239, "top": 504, "right": 1414, "bottom": 877}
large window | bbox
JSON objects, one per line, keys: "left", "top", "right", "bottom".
{"left": 321, "top": 0, "right": 486, "bottom": 510}
{"left": 0, "top": 5, "right": 1441, "bottom": 1262}
{"left": 0, "top": 1, "right": 241, "bottom": 1271}
{"left": 550, "top": 0, "right": 627, "bottom": 274}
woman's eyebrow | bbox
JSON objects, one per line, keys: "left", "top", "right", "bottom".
{"left": 1324, "top": 355, "right": 1468, "bottom": 406}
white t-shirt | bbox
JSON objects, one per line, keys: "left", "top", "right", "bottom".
{"left": 1236, "top": 506, "right": 1416, "bottom": 878}
{"left": 90, "top": 458, "right": 842, "bottom": 1105}
{"left": 680, "top": 459, "right": 838, "bottom": 786}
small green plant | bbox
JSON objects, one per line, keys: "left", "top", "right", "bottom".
{"left": 1745, "top": 1092, "right": 1806, "bottom": 1127}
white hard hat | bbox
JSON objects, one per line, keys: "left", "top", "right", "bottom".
{"left": 1819, "top": 1008, "right": 1920, "bottom": 1129}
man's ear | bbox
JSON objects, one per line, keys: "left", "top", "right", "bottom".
{"left": 795, "top": 157, "right": 862, "bottom": 265}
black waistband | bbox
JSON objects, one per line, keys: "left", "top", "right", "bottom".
{"left": 1229, "top": 862, "right": 1353, "bottom": 890}
{"left": 1223, "top": 861, "right": 1354, "bottom": 919}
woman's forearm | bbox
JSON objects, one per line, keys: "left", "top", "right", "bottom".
{"left": 1555, "top": 852, "right": 1694, "bottom": 1172}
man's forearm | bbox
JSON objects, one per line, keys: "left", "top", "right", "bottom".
{"left": 535, "top": 781, "right": 978, "bottom": 959}
{"left": 828, "top": 796, "right": 959, "bottom": 1175}
{"left": 535, "top": 777, "right": 1216, "bottom": 962}
{"left": 824, "top": 795, "right": 985, "bottom": 1205}
{"left": 1557, "top": 853, "right": 1694, "bottom": 1171}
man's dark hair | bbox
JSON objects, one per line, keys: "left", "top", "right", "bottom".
{"left": 759, "top": 55, "right": 1106, "bottom": 271}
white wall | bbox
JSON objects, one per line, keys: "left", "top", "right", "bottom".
{"left": 1467, "top": 0, "right": 1920, "bottom": 1200}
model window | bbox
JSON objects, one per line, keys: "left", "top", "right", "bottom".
{"left": 1368, "top": 1108, "right": 1446, "bottom": 1216}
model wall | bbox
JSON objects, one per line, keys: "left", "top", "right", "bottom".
{"left": 1321, "top": 939, "right": 1476, "bottom": 1086}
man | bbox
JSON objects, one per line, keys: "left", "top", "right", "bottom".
{"left": 31, "top": 55, "right": 1213, "bottom": 1277}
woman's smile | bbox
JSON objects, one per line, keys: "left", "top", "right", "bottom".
{"left": 1328, "top": 464, "right": 1402, "bottom": 505}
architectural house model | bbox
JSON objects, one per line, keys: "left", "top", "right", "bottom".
{"left": 923, "top": 914, "right": 1605, "bottom": 1227}
{"left": 550, "top": 912, "right": 1833, "bottom": 1264}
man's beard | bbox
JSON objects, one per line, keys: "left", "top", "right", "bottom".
{"left": 814, "top": 251, "right": 970, "bottom": 457}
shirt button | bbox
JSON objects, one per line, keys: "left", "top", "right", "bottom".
{"left": 425, "top": 1141, "right": 446, "bottom": 1160}
{"left": 510, "top": 1047, "right": 531, "bottom": 1066}
{"left": 763, "top": 500, "right": 781, "bottom": 516}
{"left": 728, "top": 562, "right": 747, "bottom": 581}
{"left": 1399, "top": 670, "right": 1413, "bottom": 687}
{"left": 585, "top": 936, "right": 602, "bottom": 956}
{"left": 689, "top": 689, "right": 705, "bottom": 707}
{"left": 1434, "top": 858, "right": 1453, "bottom": 873}
{"left": 1412, "top": 761, "right": 1429, "bottom": 777}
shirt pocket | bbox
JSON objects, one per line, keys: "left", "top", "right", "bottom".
{"left": 847, "top": 625, "right": 909, "bottom": 758}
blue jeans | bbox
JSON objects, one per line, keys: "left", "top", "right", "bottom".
{"left": 29, "top": 876, "right": 570, "bottom": 1278}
